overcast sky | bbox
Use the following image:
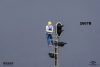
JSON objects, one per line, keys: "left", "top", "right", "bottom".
{"left": 0, "top": 0, "right": 100, "bottom": 67}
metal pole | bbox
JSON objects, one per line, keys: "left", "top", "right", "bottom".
{"left": 54, "top": 26, "right": 59, "bottom": 67}
{"left": 54, "top": 40, "right": 57, "bottom": 67}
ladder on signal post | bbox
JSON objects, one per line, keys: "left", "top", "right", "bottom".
{"left": 53, "top": 26, "right": 59, "bottom": 67}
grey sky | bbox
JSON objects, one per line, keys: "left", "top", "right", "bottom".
{"left": 0, "top": 0, "right": 100, "bottom": 67}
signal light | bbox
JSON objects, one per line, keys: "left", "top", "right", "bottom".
{"left": 48, "top": 53, "right": 55, "bottom": 58}
{"left": 54, "top": 41, "right": 67, "bottom": 47}
{"left": 56, "top": 22, "right": 64, "bottom": 36}
{"left": 58, "top": 42, "right": 67, "bottom": 47}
